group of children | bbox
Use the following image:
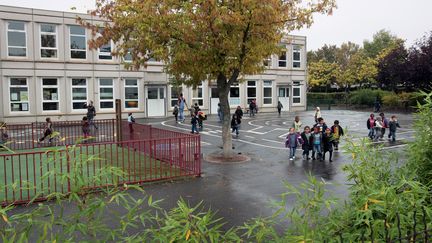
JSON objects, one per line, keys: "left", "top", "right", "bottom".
{"left": 285, "top": 115, "right": 344, "bottom": 162}
{"left": 366, "top": 112, "right": 400, "bottom": 142}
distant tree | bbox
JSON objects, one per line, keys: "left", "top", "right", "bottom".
{"left": 308, "top": 60, "right": 340, "bottom": 91}
{"left": 406, "top": 32, "right": 432, "bottom": 91}
{"left": 363, "top": 29, "right": 402, "bottom": 58}
{"left": 307, "top": 44, "right": 339, "bottom": 63}
{"left": 82, "top": 0, "right": 336, "bottom": 157}
{"left": 336, "top": 42, "right": 361, "bottom": 70}
{"left": 342, "top": 51, "right": 377, "bottom": 88}
{"left": 376, "top": 41, "right": 409, "bottom": 91}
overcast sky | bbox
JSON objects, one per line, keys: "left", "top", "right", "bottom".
{"left": 1, "top": 0, "right": 431, "bottom": 50}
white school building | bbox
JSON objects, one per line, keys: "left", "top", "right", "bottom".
{"left": 0, "top": 5, "right": 308, "bottom": 123}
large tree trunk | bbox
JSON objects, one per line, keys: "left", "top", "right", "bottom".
{"left": 217, "top": 73, "right": 233, "bottom": 157}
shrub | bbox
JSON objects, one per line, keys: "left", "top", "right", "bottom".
{"left": 348, "top": 89, "right": 392, "bottom": 106}
{"left": 381, "top": 92, "right": 400, "bottom": 108}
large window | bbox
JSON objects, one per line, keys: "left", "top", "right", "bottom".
{"left": 247, "top": 81, "right": 256, "bottom": 104}
{"left": 123, "top": 48, "right": 132, "bottom": 62}
{"left": 124, "top": 79, "right": 139, "bottom": 109}
{"left": 263, "top": 80, "right": 273, "bottom": 105}
{"left": 40, "top": 24, "right": 57, "bottom": 58}
{"left": 293, "top": 45, "right": 301, "bottom": 68}
{"left": 278, "top": 47, "right": 287, "bottom": 67}
{"left": 98, "top": 29, "right": 113, "bottom": 60}
{"left": 293, "top": 82, "right": 301, "bottom": 104}
{"left": 7, "top": 21, "right": 27, "bottom": 57}
{"left": 192, "top": 86, "right": 203, "bottom": 106}
{"left": 72, "top": 78, "right": 87, "bottom": 110}
{"left": 170, "top": 86, "right": 182, "bottom": 107}
{"left": 42, "top": 78, "right": 59, "bottom": 111}
{"left": 10, "top": 78, "right": 29, "bottom": 112}
{"left": 70, "top": 26, "right": 86, "bottom": 59}
{"left": 229, "top": 84, "right": 240, "bottom": 106}
{"left": 99, "top": 78, "right": 114, "bottom": 109}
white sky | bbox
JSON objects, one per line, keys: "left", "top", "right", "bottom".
{"left": 1, "top": 0, "right": 431, "bottom": 50}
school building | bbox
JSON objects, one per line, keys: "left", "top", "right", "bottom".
{"left": 0, "top": 5, "right": 308, "bottom": 123}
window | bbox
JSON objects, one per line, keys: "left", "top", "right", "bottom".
{"left": 247, "top": 81, "right": 256, "bottom": 104}
{"left": 293, "top": 83, "right": 301, "bottom": 104}
{"left": 98, "top": 29, "right": 113, "bottom": 60}
{"left": 42, "top": 78, "right": 59, "bottom": 111}
{"left": 123, "top": 49, "right": 132, "bottom": 62}
{"left": 263, "top": 80, "right": 273, "bottom": 105}
{"left": 170, "top": 86, "right": 182, "bottom": 107}
{"left": 229, "top": 84, "right": 240, "bottom": 106}
{"left": 10, "top": 78, "right": 29, "bottom": 112}
{"left": 124, "top": 79, "right": 139, "bottom": 108}
{"left": 293, "top": 45, "right": 301, "bottom": 68}
{"left": 278, "top": 47, "right": 287, "bottom": 67}
{"left": 192, "top": 86, "right": 203, "bottom": 106}
{"left": 7, "top": 21, "right": 27, "bottom": 57}
{"left": 72, "top": 78, "right": 87, "bottom": 110}
{"left": 263, "top": 56, "right": 272, "bottom": 67}
{"left": 99, "top": 78, "right": 114, "bottom": 109}
{"left": 70, "top": 26, "right": 86, "bottom": 59}
{"left": 40, "top": 24, "right": 57, "bottom": 58}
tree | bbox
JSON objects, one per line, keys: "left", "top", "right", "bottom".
{"left": 406, "top": 32, "right": 432, "bottom": 91}
{"left": 307, "top": 44, "right": 339, "bottom": 63}
{"left": 82, "top": 0, "right": 336, "bottom": 157}
{"left": 342, "top": 51, "right": 377, "bottom": 88}
{"left": 308, "top": 60, "right": 340, "bottom": 91}
{"left": 363, "top": 29, "right": 402, "bottom": 58}
{"left": 376, "top": 41, "right": 408, "bottom": 91}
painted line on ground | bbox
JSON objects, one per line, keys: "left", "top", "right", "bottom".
{"left": 244, "top": 135, "right": 255, "bottom": 139}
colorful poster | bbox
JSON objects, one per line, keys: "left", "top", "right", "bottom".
{"left": 20, "top": 91, "right": 28, "bottom": 101}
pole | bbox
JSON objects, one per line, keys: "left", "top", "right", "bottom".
{"left": 115, "top": 99, "right": 122, "bottom": 142}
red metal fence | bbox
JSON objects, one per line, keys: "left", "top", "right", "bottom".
{"left": 1, "top": 121, "right": 201, "bottom": 206}
{"left": 3, "top": 119, "right": 116, "bottom": 150}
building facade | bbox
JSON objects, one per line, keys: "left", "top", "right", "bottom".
{"left": 0, "top": 5, "right": 307, "bottom": 123}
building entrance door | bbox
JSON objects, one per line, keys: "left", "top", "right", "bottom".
{"left": 278, "top": 87, "right": 290, "bottom": 111}
{"left": 210, "top": 88, "right": 219, "bottom": 114}
{"left": 147, "top": 87, "right": 165, "bottom": 117}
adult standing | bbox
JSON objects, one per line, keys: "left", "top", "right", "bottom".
{"left": 84, "top": 101, "right": 98, "bottom": 129}
{"left": 249, "top": 100, "right": 256, "bottom": 117}
{"left": 235, "top": 106, "right": 243, "bottom": 119}
{"left": 177, "top": 93, "right": 187, "bottom": 123}
{"left": 314, "top": 107, "right": 321, "bottom": 123}
{"left": 277, "top": 101, "right": 283, "bottom": 116}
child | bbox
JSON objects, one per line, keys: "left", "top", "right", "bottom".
{"left": 366, "top": 114, "right": 375, "bottom": 139}
{"left": 314, "top": 117, "right": 328, "bottom": 134}
{"left": 0, "top": 122, "right": 9, "bottom": 148}
{"left": 379, "top": 113, "right": 389, "bottom": 139}
{"left": 300, "top": 126, "right": 313, "bottom": 160}
{"left": 330, "top": 120, "right": 344, "bottom": 151}
{"left": 231, "top": 114, "right": 241, "bottom": 137}
{"left": 311, "top": 127, "right": 323, "bottom": 161}
{"left": 277, "top": 101, "right": 283, "bottom": 116}
{"left": 285, "top": 128, "right": 303, "bottom": 161}
{"left": 38, "top": 117, "right": 53, "bottom": 144}
{"left": 198, "top": 111, "right": 207, "bottom": 131}
{"left": 322, "top": 128, "right": 334, "bottom": 162}
{"left": 173, "top": 105, "right": 179, "bottom": 123}
{"left": 191, "top": 114, "right": 199, "bottom": 134}
{"left": 128, "top": 113, "right": 135, "bottom": 133}
{"left": 388, "top": 115, "right": 400, "bottom": 142}
{"left": 82, "top": 116, "right": 90, "bottom": 139}
{"left": 374, "top": 116, "right": 383, "bottom": 142}
{"left": 193, "top": 103, "right": 200, "bottom": 116}
{"left": 293, "top": 116, "right": 302, "bottom": 133}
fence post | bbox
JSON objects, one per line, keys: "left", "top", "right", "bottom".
{"left": 31, "top": 122, "right": 35, "bottom": 149}
{"left": 115, "top": 99, "right": 122, "bottom": 142}
{"left": 66, "top": 145, "right": 71, "bottom": 194}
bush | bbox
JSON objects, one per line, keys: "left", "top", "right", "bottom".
{"left": 348, "top": 89, "right": 392, "bottom": 106}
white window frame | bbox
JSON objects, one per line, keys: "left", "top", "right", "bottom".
{"left": 9, "top": 77, "right": 29, "bottom": 113}
{"left": 7, "top": 21, "right": 27, "bottom": 57}
{"left": 40, "top": 23, "right": 58, "bottom": 59}
{"left": 247, "top": 80, "right": 257, "bottom": 104}
{"left": 124, "top": 79, "right": 139, "bottom": 110}
{"left": 41, "top": 78, "right": 60, "bottom": 112}
{"left": 293, "top": 45, "right": 301, "bottom": 68}
{"left": 170, "top": 86, "right": 182, "bottom": 108}
{"left": 192, "top": 86, "right": 204, "bottom": 107}
{"left": 263, "top": 56, "right": 272, "bottom": 68}
{"left": 278, "top": 46, "right": 287, "bottom": 68}
{"left": 71, "top": 78, "right": 88, "bottom": 111}
{"left": 97, "top": 30, "right": 114, "bottom": 61}
{"left": 263, "top": 80, "right": 273, "bottom": 105}
{"left": 229, "top": 84, "right": 240, "bottom": 107}
{"left": 99, "top": 78, "right": 115, "bottom": 110}
{"left": 69, "top": 25, "right": 87, "bottom": 59}
{"left": 292, "top": 82, "right": 302, "bottom": 104}
{"left": 123, "top": 48, "right": 132, "bottom": 63}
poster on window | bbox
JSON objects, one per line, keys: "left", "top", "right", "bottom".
{"left": 51, "top": 93, "right": 58, "bottom": 100}
{"left": 22, "top": 103, "right": 28, "bottom": 111}
{"left": 20, "top": 91, "right": 28, "bottom": 101}
{"left": 11, "top": 93, "right": 18, "bottom": 101}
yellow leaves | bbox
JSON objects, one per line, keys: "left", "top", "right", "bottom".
{"left": 363, "top": 202, "right": 368, "bottom": 211}
{"left": 361, "top": 198, "right": 383, "bottom": 211}
{"left": 186, "top": 229, "right": 191, "bottom": 240}
{"left": 2, "top": 214, "right": 9, "bottom": 223}
{"left": 351, "top": 153, "right": 356, "bottom": 160}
